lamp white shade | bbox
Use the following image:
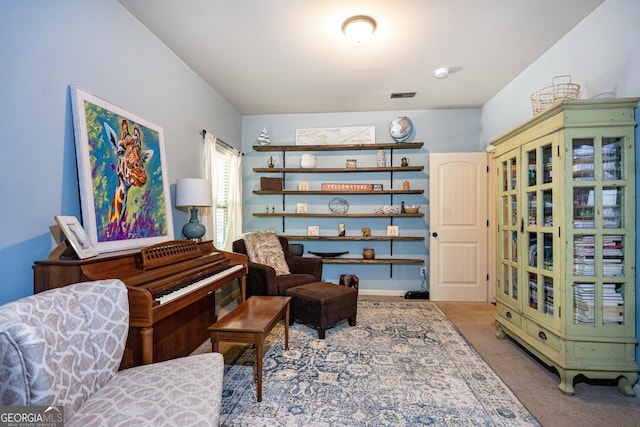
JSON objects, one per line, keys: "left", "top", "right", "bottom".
{"left": 175, "top": 178, "right": 213, "bottom": 207}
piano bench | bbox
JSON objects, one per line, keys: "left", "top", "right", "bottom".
{"left": 285, "top": 281, "right": 358, "bottom": 339}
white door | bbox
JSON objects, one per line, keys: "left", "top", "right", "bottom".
{"left": 429, "top": 153, "right": 489, "bottom": 301}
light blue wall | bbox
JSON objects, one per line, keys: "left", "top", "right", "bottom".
{"left": 241, "top": 109, "right": 481, "bottom": 293}
{"left": 480, "top": 0, "right": 640, "bottom": 368}
{"left": 0, "top": 0, "right": 242, "bottom": 305}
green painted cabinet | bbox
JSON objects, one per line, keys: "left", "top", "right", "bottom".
{"left": 491, "top": 98, "right": 639, "bottom": 396}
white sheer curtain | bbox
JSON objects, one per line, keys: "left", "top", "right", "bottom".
{"left": 223, "top": 150, "right": 242, "bottom": 251}
{"left": 202, "top": 131, "right": 243, "bottom": 251}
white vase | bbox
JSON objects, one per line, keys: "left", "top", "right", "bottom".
{"left": 300, "top": 153, "right": 316, "bottom": 168}
{"left": 377, "top": 150, "right": 386, "bottom": 167}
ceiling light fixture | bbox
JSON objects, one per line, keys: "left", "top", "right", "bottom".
{"left": 342, "top": 15, "right": 377, "bottom": 45}
{"left": 434, "top": 67, "right": 450, "bottom": 79}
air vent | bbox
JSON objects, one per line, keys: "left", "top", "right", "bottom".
{"left": 390, "top": 92, "right": 416, "bottom": 99}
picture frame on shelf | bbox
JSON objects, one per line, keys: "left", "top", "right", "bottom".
{"left": 71, "top": 86, "right": 174, "bottom": 253}
{"left": 54, "top": 216, "right": 98, "bottom": 259}
{"left": 308, "top": 226, "right": 319, "bottom": 236}
{"left": 298, "top": 181, "right": 309, "bottom": 191}
{"left": 297, "top": 203, "right": 308, "bottom": 213}
{"left": 387, "top": 225, "right": 399, "bottom": 237}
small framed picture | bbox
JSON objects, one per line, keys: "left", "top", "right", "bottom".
{"left": 55, "top": 216, "right": 99, "bottom": 259}
{"left": 387, "top": 225, "right": 399, "bottom": 237}
{"left": 346, "top": 159, "right": 357, "bottom": 169}
{"left": 297, "top": 203, "right": 308, "bottom": 213}
{"left": 308, "top": 226, "right": 319, "bottom": 236}
{"left": 298, "top": 181, "right": 309, "bottom": 191}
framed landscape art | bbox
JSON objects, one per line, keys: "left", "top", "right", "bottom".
{"left": 70, "top": 86, "right": 174, "bottom": 253}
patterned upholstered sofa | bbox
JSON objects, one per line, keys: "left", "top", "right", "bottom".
{"left": 0, "top": 279, "right": 223, "bottom": 426}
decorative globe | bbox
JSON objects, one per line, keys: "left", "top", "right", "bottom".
{"left": 389, "top": 116, "right": 414, "bottom": 142}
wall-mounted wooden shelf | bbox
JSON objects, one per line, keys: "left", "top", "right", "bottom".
{"left": 253, "top": 213, "right": 423, "bottom": 218}
{"left": 254, "top": 166, "right": 424, "bottom": 173}
{"left": 254, "top": 142, "right": 424, "bottom": 152}
{"left": 313, "top": 258, "right": 424, "bottom": 265}
{"left": 283, "top": 235, "right": 425, "bottom": 241}
{"left": 254, "top": 190, "right": 424, "bottom": 195}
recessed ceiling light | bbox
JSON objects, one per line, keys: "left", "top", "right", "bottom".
{"left": 434, "top": 67, "right": 450, "bottom": 79}
{"left": 390, "top": 92, "right": 416, "bottom": 99}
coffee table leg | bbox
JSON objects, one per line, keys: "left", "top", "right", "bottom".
{"left": 256, "top": 340, "right": 263, "bottom": 402}
{"left": 284, "top": 303, "right": 290, "bottom": 351}
{"left": 210, "top": 332, "right": 219, "bottom": 352}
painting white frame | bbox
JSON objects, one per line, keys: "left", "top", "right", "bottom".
{"left": 71, "top": 86, "right": 174, "bottom": 253}
{"left": 387, "top": 225, "right": 399, "bottom": 237}
{"left": 55, "top": 216, "right": 98, "bottom": 259}
{"left": 307, "top": 226, "right": 319, "bottom": 236}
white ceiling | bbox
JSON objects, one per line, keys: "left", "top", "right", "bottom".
{"left": 118, "top": 0, "right": 604, "bottom": 115}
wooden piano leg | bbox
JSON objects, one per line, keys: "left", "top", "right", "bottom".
{"left": 241, "top": 275, "right": 247, "bottom": 302}
{"left": 140, "top": 327, "right": 153, "bottom": 365}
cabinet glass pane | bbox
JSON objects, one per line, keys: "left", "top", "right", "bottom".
{"left": 527, "top": 192, "right": 536, "bottom": 225}
{"left": 573, "top": 283, "right": 595, "bottom": 324}
{"left": 543, "top": 232, "right": 553, "bottom": 271}
{"left": 510, "top": 158, "right": 517, "bottom": 190}
{"left": 574, "top": 235, "right": 595, "bottom": 276}
{"left": 511, "top": 231, "right": 517, "bottom": 262}
{"left": 543, "top": 276, "right": 554, "bottom": 316}
{"left": 603, "top": 235, "right": 624, "bottom": 276}
{"left": 502, "top": 196, "right": 509, "bottom": 225}
{"left": 501, "top": 161, "right": 508, "bottom": 191}
{"left": 502, "top": 265, "right": 509, "bottom": 295}
{"left": 542, "top": 144, "right": 553, "bottom": 184}
{"left": 603, "top": 283, "right": 624, "bottom": 325}
{"left": 512, "top": 267, "right": 518, "bottom": 299}
{"left": 502, "top": 231, "right": 510, "bottom": 260}
{"left": 573, "top": 187, "right": 595, "bottom": 228}
{"left": 528, "top": 272, "right": 538, "bottom": 309}
{"left": 542, "top": 189, "right": 553, "bottom": 226}
{"left": 572, "top": 138, "right": 594, "bottom": 180}
{"left": 603, "top": 187, "right": 623, "bottom": 228}
{"left": 527, "top": 150, "right": 537, "bottom": 186}
{"left": 602, "top": 137, "right": 623, "bottom": 180}
{"left": 527, "top": 232, "right": 537, "bottom": 267}
{"left": 510, "top": 195, "right": 518, "bottom": 226}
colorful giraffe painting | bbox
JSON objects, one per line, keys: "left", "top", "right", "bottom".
{"left": 104, "top": 120, "right": 154, "bottom": 227}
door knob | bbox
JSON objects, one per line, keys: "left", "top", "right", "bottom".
{"left": 432, "top": 232, "right": 438, "bottom": 237}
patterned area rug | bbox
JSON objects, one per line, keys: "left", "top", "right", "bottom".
{"left": 219, "top": 300, "right": 540, "bottom": 426}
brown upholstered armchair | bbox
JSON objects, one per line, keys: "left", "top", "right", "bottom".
{"left": 233, "top": 236, "right": 323, "bottom": 298}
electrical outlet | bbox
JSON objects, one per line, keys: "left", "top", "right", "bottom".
{"left": 421, "top": 268, "right": 426, "bottom": 277}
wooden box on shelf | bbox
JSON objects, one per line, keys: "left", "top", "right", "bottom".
{"left": 260, "top": 177, "right": 283, "bottom": 191}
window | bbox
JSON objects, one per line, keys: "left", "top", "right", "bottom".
{"left": 213, "top": 145, "right": 232, "bottom": 249}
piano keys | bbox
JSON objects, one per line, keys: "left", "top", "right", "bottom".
{"left": 33, "top": 240, "right": 247, "bottom": 369}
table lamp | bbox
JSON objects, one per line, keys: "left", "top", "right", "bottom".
{"left": 175, "top": 178, "right": 213, "bottom": 240}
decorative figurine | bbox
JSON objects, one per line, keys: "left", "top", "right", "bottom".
{"left": 377, "top": 150, "right": 386, "bottom": 167}
{"left": 361, "top": 227, "right": 371, "bottom": 237}
{"left": 271, "top": 205, "right": 275, "bottom": 214}
{"left": 401, "top": 157, "right": 409, "bottom": 167}
{"left": 268, "top": 155, "right": 275, "bottom": 168}
{"left": 401, "top": 201, "right": 406, "bottom": 213}
{"left": 338, "top": 223, "right": 346, "bottom": 237}
{"left": 403, "top": 180, "right": 410, "bottom": 190}
{"left": 257, "top": 128, "right": 270, "bottom": 145}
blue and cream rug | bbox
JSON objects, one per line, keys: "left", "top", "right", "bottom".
{"left": 219, "top": 300, "right": 540, "bottom": 426}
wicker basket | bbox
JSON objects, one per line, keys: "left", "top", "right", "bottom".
{"left": 530, "top": 75, "right": 580, "bottom": 115}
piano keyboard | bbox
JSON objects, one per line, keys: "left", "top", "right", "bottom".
{"left": 153, "top": 264, "right": 244, "bottom": 304}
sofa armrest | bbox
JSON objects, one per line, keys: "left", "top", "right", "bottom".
{"left": 246, "top": 261, "right": 279, "bottom": 296}
{"left": 67, "top": 353, "right": 223, "bottom": 427}
{"left": 286, "top": 255, "right": 323, "bottom": 281}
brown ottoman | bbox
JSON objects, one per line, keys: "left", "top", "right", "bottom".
{"left": 285, "top": 281, "right": 357, "bottom": 339}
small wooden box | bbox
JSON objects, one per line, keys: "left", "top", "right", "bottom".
{"left": 260, "top": 177, "right": 283, "bottom": 191}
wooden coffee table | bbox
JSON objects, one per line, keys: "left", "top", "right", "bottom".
{"left": 208, "top": 295, "right": 291, "bottom": 402}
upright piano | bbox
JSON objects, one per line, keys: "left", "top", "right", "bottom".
{"left": 33, "top": 240, "right": 248, "bottom": 369}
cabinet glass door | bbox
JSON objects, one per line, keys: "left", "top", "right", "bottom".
{"left": 498, "top": 152, "right": 519, "bottom": 302}
{"left": 523, "top": 141, "right": 555, "bottom": 318}
{"left": 570, "top": 136, "right": 628, "bottom": 328}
